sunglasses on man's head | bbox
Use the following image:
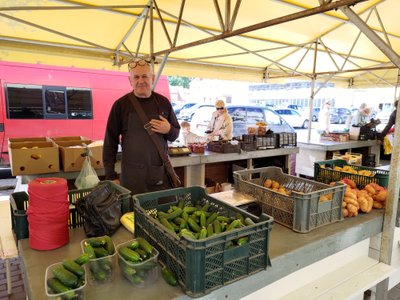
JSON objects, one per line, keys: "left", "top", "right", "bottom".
{"left": 216, "top": 107, "right": 224, "bottom": 110}
{"left": 128, "top": 59, "right": 151, "bottom": 71}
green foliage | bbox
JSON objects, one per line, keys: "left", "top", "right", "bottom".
{"left": 168, "top": 76, "right": 191, "bottom": 89}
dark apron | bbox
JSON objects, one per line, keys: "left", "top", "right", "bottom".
{"left": 120, "top": 110, "right": 171, "bottom": 195}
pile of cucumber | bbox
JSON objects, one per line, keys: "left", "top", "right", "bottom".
{"left": 82, "top": 235, "right": 115, "bottom": 283}
{"left": 46, "top": 253, "right": 89, "bottom": 299}
{"left": 117, "top": 237, "right": 159, "bottom": 286}
{"left": 155, "top": 199, "right": 255, "bottom": 246}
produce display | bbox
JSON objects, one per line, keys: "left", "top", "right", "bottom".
{"left": 329, "top": 165, "right": 374, "bottom": 177}
{"left": 81, "top": 235, "right": 116, "bottom": 284}
{"left": 117, "top": 237, "right": 159, "bottom": 287}
{"left": 338, "top": 178, "right": 386, "bottom": 218}
{"left": 45, "top": 253, "right": 89, "bottom": 299}
{"left": 263, "top": 177, "right": 333, "bottom": 202}
{"left": 155, "top": 199, "right": 254, "bottom": 245}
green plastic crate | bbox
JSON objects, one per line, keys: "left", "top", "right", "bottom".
{"left": 133, "top": 186, "right": 273, "bottom": 297}
{"left": 233, "top": 167, "right": 346, "bottom": 233}
{"left": 10, "top": 180, "right": 131, "bottom": 241}
{"left": 314, "top": 159, "right": 389, "bottom": 189}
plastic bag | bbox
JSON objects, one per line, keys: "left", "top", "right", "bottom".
{"left": 75, "top": 155, "right": 100, "bottom": 189}
{"left": 383, "top": 134, "right": 393, "bottom": 155}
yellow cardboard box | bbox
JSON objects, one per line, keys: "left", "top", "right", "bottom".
{"left": 332, "top": 152, "right": 362, "bottom": 166}
{"left": 8, "top": 141, "right": 60, "bottom": 176}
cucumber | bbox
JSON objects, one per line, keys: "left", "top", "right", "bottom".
{"left": 206, "top": 212, "right": 218, "bottom": 226}
{"left": 89, "top": 262, "right": 107, "bottom": 281}
{"left": 127, "top": 240, "right": 140, "bottom": 251}
{"left": 160, "top": 217, "right": 175, "bottom": 233}
{"left": 207, "top": 223, "right": 214, "bottom": 237}
{"left": 62, "top": 259, "right": 85, "bottom": 277}
{"left": 177, "top": 199, "right": 185, "bottom": 209}
{"left": 198, "top": 228, "right": 208, "bottom": 239}
{"left": 217, "top": 216, "right": 230, "bottom": 223}
{"left": 179, "top": 219, "right": 188, "bottom": 230}
{"left": 99, "top": 259, "right": 112, "bottom": 272}
{"left": 201, "top": 202, "right": 210, "bottom": 212}
{"left": 200, "top": 212, "right": 206, "bottom": 228}
{"left": 180, "top": 229, "right": 197, "bottom": 240}
{"left": 187, "top": 218, "right": 201, "bottom": 233}
{"left": 183, "top": 206, "right": 197, "bottom": 214}
{"left": 158, "top": 207, "right": 182, "bottom": 220}
{"left": 136, "top": 237, "right": 154, "bottom": 255}
{"left": 136, "top": 248, "right": 149, "bottom": 260}
{"left": 237, "top": 236, "right": 249, "bottom": 246}
{"left": 87, "top": 237, "right": 106, "bottom": 247}
{"left": 104, "top": 236, "right": 115, "bottom": 255}
{"left": 52, "top": 266, "right": 79, "bottom": 289}
{"left": 213, "top": 219, "right": 222, "bottom": 234}
{"left": 93, "top": 246, "right": 110, "bottom": 258}
{"left": 235, "top": 213, "right": 245, "bottom": 224}
{"left": 181, "top": 211, "right": 189, "bottom": 221}
{"left": 47, "top": 278, "right": 76, "bottom": 299}
{"left": 161, "top": 266, "right": 178, "bottom": 286}
{"left": 74, "top": 253, "right": 90, "bottom": 266}
{"left": 244, "top": 217, "right": 255, "bottom": 226}
{"left": 227, "top": 219, "right": 242, "bottom": 231}
{"left": 121, "top": 265, "right": 137, "bottom": 278}
{"left": 83, "top": 243, "right": 96, "bottom": 259}
{"left": 119, "top": 246, "right": 142, "bottom": 262}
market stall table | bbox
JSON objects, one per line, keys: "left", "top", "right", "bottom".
{"left": 296, "top": 139, "right": 380, "bottom": 177}
{"left": 16, "top": 147, "right": 299, "bottom": 189}
{"left": 18, "top": 209, "right": 384, "bottom": 299}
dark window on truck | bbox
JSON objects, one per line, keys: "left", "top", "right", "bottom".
{"left": 6, "top": 84, "right": 43, "bottom": 119}
{"left": 6, "top": 84, "right": 93, "bottom": 119}
{"left": 67, "top": 89, "right": 93, "bottom": 119}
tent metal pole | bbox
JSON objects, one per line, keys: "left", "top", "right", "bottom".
{"left": 340, "top": 6, "right": 400, "bottom": 68}
{"left": 375, "top": 97, "right": 400, "bottom": 300}
{"left": 153, "top": 0, "right": 366, "bottom": 57}
{"left": 307, "top": 41, "right": 318, "bottom": 143}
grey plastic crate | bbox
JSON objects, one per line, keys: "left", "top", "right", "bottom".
{"left": 233, "top": 167, "right": 346, "bottom": 233}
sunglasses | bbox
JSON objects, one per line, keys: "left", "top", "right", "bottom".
{"left": 216, "top": 107, "right": 224, "bottom": 110}
{"left": 128, "top": 59, "right": 151, "bottom": 71}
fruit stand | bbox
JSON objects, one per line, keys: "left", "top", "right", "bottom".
{"left": 295, "top": 139, "right": 381, "bottom": 177}
{"left": 16, "top": 147, "right": 299, "bottom": 189}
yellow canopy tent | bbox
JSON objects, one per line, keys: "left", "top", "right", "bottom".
{"left": 0, "top": 0, "right": 399, "bottom": 87}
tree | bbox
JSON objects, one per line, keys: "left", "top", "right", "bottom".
{"left": 168, "top": 76, "right": 191, "bottom": 89}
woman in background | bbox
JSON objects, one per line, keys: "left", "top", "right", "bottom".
{"left": 318, "top": 101, "right": 331, "bottom": 134}
{"left": 206, "top": 100, "right": 233, "bottom": 140}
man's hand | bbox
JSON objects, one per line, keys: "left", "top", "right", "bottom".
{"left": 150, "top": 115, "right": 171, "bottom": 134}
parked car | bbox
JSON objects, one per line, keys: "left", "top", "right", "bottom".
{"left": 190, "top": 105, "right": 295, "bottom": 137}
{"left": 311, "top": 107, "right": 320, "bottom": 122}
{"left": 274, "top": 108, "right": 309, "bottom": 129}
{"left": 174, "top": 102, "right": 197, "bottom": 117}
{"left": 179, "top": 103, "right": 214, "bottom": 121}
{"left": 330, "top": 107, "right": 351, "bottom": 124}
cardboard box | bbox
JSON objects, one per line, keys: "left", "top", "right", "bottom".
{"left": 56, "top": 140, "right": 103, "bottom": 172}
{"left": 9, "top": 137, "right": 48, "bottom": 143}
{"left": 51, "top": 136, "right": 85, "bottom": 142}
{"left": 8, "top": 141, "right": 60, "bottom": 176}
{"left": 332, "top": 152, "right": 362, "bottom": 166}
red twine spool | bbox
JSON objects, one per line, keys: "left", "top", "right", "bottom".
{"left": 27, "top": 178, "right": 69, "bottom": 250}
